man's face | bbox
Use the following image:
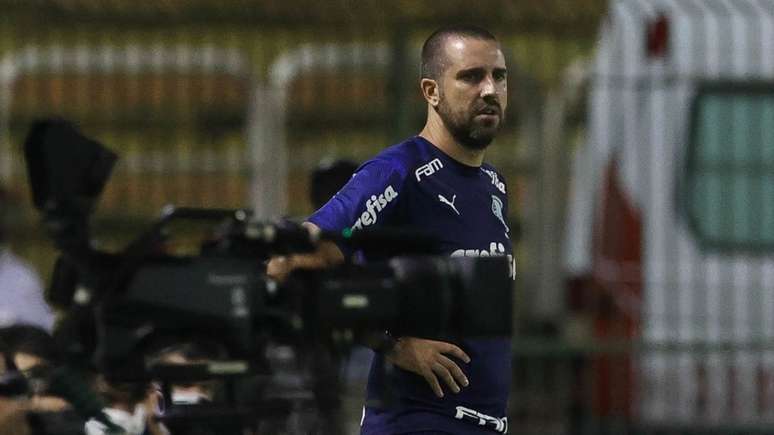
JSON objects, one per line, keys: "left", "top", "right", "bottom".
{"left": 435, "top": 37, "right": 508, "bottom": 150}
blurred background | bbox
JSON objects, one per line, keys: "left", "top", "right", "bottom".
{"left": 2, "top": 0, "right": 774, "bottom": 434}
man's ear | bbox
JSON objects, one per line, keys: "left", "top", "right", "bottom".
{"left": 421, "top": 78, "right": 439, "bottom": 107}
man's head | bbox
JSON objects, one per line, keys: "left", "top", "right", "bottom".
{"left": 421, "top": 25, "right": 508, "bottom": 150}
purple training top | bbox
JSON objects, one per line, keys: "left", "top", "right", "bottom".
{"left": 309, "top": 136, "right": 514, "bottom": 434}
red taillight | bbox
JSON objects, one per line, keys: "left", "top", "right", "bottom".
{"left": 646, "top": 14, "right": 670, "bottom": 58}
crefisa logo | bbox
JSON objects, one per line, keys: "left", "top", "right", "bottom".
{"left": 451, "top": 242, "right": 516, "bottom": 280}
{"left": 351, "top": 185, "right": 399, "bottom": 230}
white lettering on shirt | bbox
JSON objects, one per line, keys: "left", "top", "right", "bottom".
{"left": 351, "top": 185, "right": 399, "bottom": 230}
{"left": 415, "top": 158, "right": 444, "bottom": 182}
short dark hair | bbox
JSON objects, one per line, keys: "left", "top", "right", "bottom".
{"left": 421, "top": 25, "right": 498, "bottom": 81}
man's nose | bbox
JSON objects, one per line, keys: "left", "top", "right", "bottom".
{"left": 480, "top": 76, "right": 496, "bottom": 96}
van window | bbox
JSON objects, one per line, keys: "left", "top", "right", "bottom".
{"left": 685, "top": 84, "right": 774, "bottom": 251}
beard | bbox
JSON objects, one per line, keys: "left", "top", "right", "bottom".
{"left": 436, "top": 96, "right": 504, "bottom": 151}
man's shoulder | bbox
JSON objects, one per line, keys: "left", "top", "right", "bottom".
{"left": 367, "top": 137, "right": 430, "bottom": 175}
{"left": 480, "top": 162, "right": 504, "bottom": 176}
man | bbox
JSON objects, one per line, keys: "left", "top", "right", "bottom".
{"left": 269, "top": 25, "right": 512, "bottom": 434}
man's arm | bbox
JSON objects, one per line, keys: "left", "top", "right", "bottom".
{"left": 266, "top": 222, "right": 471, "bottom": 398}
{"left": 265, "top": 222, "right": 345, "bottom": 282}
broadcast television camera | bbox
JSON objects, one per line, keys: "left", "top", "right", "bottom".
{"left": 11, "top": 119, "right": 513, "bottom": 434}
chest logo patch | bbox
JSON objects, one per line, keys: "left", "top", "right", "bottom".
{"left": 491, "top": 195, "right": 510, "bottom": 239}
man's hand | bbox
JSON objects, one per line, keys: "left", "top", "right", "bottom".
{"left": 266, "top": 222, "right": 345, "bottom": 283}
{"left": 385, "top": 337, "right": 470, "bottom": 398}
{"left": 266, "top": 255, "right": 295, "bottom": 283}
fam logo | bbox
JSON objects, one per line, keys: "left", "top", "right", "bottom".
{"left": 415, "top": 158, "right": 443, "bottom": 181}
{"left": 351, "top": 185, "right": 399, "bottom": 230}
{"left": 482, "top": 168, "right": 506, "bottom": 194}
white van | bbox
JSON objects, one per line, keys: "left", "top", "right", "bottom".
{"left": 564, "top": 0, "right": 774, "bottom": 425}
